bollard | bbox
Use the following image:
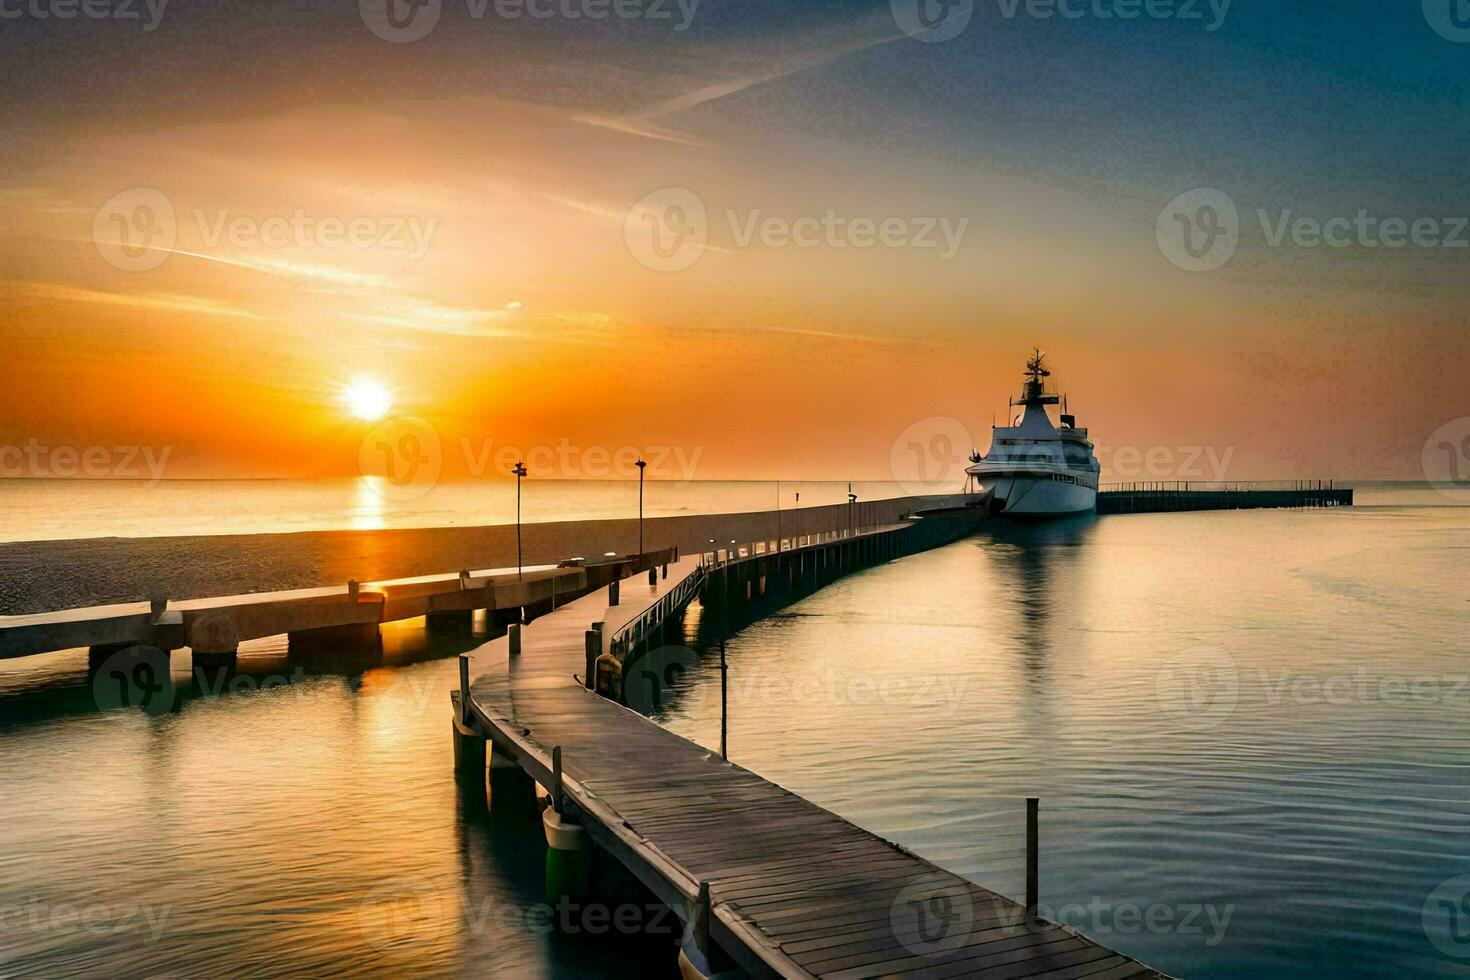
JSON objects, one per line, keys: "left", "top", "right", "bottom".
{"left": 459, "top": 653, "right": 471, "bottom": 723}
{"left": 662, "top": 562, "right": 668, "bottom": 580}
{"left": 609, "top": 578, "right": 620, "bottom": 607}
{"left": 1026, "top": 797, "right": 1039, "bottom": 919}
{"left": 584, "top": 630, "right": 598, "bottom": 689}
{"left": 679, "top": 880, "right": 713, "bottom": 979}
{"left": 508, "top": 622, "right": 521, "bottom": 657}
{"left": 149, "top": 594, "right": 168, "bottom": 620}
{"left": 649, "top": 566, "right": 658, "bottom": 586}
{"left": 348, "top": 579, "right": 360, "bottom": 600}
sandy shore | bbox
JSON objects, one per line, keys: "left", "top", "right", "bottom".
{"left": 0, "top": 496, "right": 960, "bottom": 615}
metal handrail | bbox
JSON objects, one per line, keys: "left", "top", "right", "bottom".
{"left": 1098, "top": 480, "right": 1339, "bottom": 494}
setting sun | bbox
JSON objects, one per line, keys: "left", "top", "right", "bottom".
{"left": 343, "top": 380, "right": 391, "bottom": 421}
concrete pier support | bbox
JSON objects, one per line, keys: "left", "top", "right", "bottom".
{"left": 427, "top": 609, "right": 473, "bottom": 633}
{"left": 287, "top": 621, "right": 381, "bottom": 654}
{"left": 189, "top": 612, "right": 240, "bottom": 671}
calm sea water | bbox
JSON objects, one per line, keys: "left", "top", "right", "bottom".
{"left": 0, "top": 478, "right": 916, "bottom": 543}
{"left": 1, "top": 484, "right": 1466, "bottom": 977}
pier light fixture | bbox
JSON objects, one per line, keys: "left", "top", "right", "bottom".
{"left": 512, "top": 460, "right": 528, "bottom": 580}
{"left": 847, "top": 484, "right": 857, "bottom": 534}
{"left": 636, "top": 457, "right": 647, "bottom": 556}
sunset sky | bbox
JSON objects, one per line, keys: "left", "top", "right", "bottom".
{"left": 2, "top": 0, "right": 1467, "bottom": 483}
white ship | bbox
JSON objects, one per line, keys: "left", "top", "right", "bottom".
{"left": 965, "top": 350, "right": 1100, "bottom": 518}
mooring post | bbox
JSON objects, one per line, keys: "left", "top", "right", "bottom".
{"left": 584, "top": 629, "right": 598, "bottom": 689}
{"left": 509, "top": 622, "right": 521, "bottom": 657}
{"left": 348, "top": 579, "right": 360, "bottom": 600}
{"left": 1026, "top": 797, "right": 1039, "bottom": 919}
{"left": 552, "top": 745, "right": 563, "bottom": 814}
{"left": 610, "top": 577, "right": 620, "bottom": 607}
{"left": 649, "top": 566, "right": 657, "bottom": 586}
{"left": 719, "top": 638, "right": 728, "bottom": 761}
{"left": 458, "top": 653, "right": 472, "bottom": 723}
{"left": 678, "top": 879, "right": 713, "bottom": 979}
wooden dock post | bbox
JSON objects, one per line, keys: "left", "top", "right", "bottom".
{"left": 1026, "top": 797, "right": 1039, "bottom": 919}
{"left": 610, "top": 578, "right": 620, "bottom": 607}
{"left": 508, "top": 622, "right": 521, "bottom": 657}
{"left": 552, "top": 745, "right": 564, "bottom": 814}
{"left": 719, "top": 639, "right": 728, "bottom": 761}
{"left": 459, "top": 653, "right": 471, "bottom": 723}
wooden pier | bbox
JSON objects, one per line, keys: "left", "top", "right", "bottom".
{"left": 458, "top": 522, "right": 1166, "bottom": 979}
{"left": 1096, "top": 480, "right": 1352, "bottom": 515}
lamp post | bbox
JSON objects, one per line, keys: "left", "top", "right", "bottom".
{"left": 512, "top": 460, "right": 528, "bottom": 580}
{"left": 636, "top": 457, "right": 647, "bottom": 556}
{"left": 847, "top": 483, "right": 857, "bottom": 536}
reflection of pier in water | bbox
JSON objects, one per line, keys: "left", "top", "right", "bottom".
{"left": 456, "top": 513, "right": 1165, "bottom": 979}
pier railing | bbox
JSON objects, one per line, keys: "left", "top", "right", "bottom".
{"left": 1099, "top": 479, "right": 1340, "bottom": 493}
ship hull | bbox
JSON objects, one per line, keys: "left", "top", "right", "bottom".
{"left": 977, "top": 475, "right": 1097, "bottom": 518}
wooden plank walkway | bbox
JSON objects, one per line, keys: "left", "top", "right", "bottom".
{"left": 466, "top": 541, "right": 1168, "bottom": 979}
